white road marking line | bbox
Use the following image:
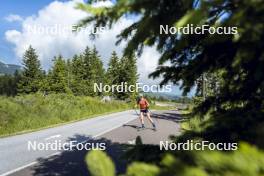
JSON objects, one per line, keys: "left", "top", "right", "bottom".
{"left": 44, "top": 134, "right": 61, "bottom": 140}
{"left": 0, "top": 162, "right": 37, "bottom": 176}
{"left": 0, "top": 152, "right": 61, "bottom": 176}
{"left": 0, "top": 116, "right": 137, "bottom": 176}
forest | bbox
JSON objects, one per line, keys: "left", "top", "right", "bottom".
{"left": 0, "top": 45, "right": 137, "bottom": 100}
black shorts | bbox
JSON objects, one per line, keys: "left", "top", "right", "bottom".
{"left": 140, "top": 109, "right": 149, "bottom": 113}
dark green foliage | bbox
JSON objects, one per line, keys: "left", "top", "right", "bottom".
{"left": 77, "top": 0, "right": 264, "bottom": 145}
{"left": 71, "top": 46, "right": 105, "bottom": 96}
{"left": 90, "top": 46, "right": 105, "bottom": 96}
{"left": 0, "top": 71, "right": 21, "bottom": 96}
{"left": 70, "top": 54, "right": 86, "bottom": 95}
{"left": 82, "top": 46, "right": 96, "bottom": 96}
{"left": 107, "top": 51, "right": 120, "bottom": 85}
{"left": 77, "top": 1, "right": 264, "bottom": 175}
{"left": 47, "top": 55, "right": 71, "bottom": 93}
{"left": 106, "top": 51, "right": 138, "bottom": 100}
{"left": 106, "top": 51, "right": 121, "bottom": 97}
{"left": 2, "top": 45, "right": 137, "bottom": 98}
{"left": 18, "top": 46, "right": 43, "bottom": 94}
{"left": 120, "top": 54, "right": 138, "bottom": 100}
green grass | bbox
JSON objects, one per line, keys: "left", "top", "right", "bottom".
{"left": 150, "top": 101, "right": 188, "bottom": 110}
{"left": 181, "top": 116, "right": 203, "bottom": 131}
{"left": 0, "top": 93, "right": 130, "bottom": 137}
{"left": 150, "top": 104, "right": 176, "bottom": 110}
{"left": 180, "top": 107, "right": 211, "bottom": 132}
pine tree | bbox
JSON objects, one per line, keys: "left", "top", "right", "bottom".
{"left": 106, "top": 51, "right": 138, "bottom": 100}
{"left": 91, "top": 46, "right": 105, "bottom": 96}
{"left": 125, "top": 54, "right": 138, "bottom": 89}
{"left": 82, "top": 46, "right": 105, "bottom": 96}
{"left": 127, "top": 54, "right": 138, "bottom": 100}
{"left": 83, "top": 46, "right": 92, "bottom": 80}
{"left": 71, "top": 54, "right": 86, "bottom": 95}
{"left": 82, "top": 46, "right": 95, "bottom": 96}
{"left": 119, "top": 54, "right": 138, "bottom": 100}
{"left": 48, "top": 55, "right": 70, "bottom": 93}
{"left": 107, "top": 51, "right": 120, "bottom": 84}
{"left": 106, "top": 51, "right": 121, "bottom": 98}
{"left": 18, "top": 45, "right": 43, "bottom": 94}
{"left": 66, "top": 58, "right": 72, "bottom": 91}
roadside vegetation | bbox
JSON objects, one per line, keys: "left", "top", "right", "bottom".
{"left": 0, "top": 93, "right": 130, "bottom": 137}
{"left": 0, "top": 93, "right": 176, "bottom": 136}
{"left": 150, "top": 104, "right": 176, "bottom": 111}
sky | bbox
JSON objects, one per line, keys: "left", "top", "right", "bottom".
{"left": 0, "top": 0, "right": 64, "bottom": 63}
{"left": 0, "top": 0, "right": 194, "bottom": 97}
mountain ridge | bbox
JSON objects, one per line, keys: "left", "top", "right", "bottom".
{"left": 0, "top": 60, "right": 22, "bottom": 75}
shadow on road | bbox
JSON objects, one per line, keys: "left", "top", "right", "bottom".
{"left": 150, "top": 111, "right": 186, "bottom": 123}
{"left": 14, "top": 110, "right": 182, "bottom": 176}
{"left": 123, "top": 124, "right": 140, "bottom": 129}
{"left": 122, "top": 124, "right": 154, "bottom": 131}
{"left": 31, "top": 134, "right": 129, "bottom": 176}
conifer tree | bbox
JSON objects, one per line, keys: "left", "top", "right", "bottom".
{"left": 18, "top": 45, "right": 43, "bottom": 94}
{"left": 106, "top": 51, "right": 138, "bottom": 99}
{"left": 48, "top": 55, "right": 70, "bottom": 93}
{"left": 91, "top": 46, "right": 105, "bottom": 96}
{"left": 106, "top": 51, "right": 120, "bottom": 97}
{"left": 125, "top": 54, "right": 138, "bottom": 89}
{"left": 82, "top": 46, "right": 95, "bottom": 96}
{"left": 71, "top": 54, "right": 86, "bottom": 95}
{"left": 82, "top": 46, "right": 105, "bottom": 96}
{"left": 119, "top": 54, "right": 138, "bottom": 100}
{"left": 107, "top": 51, "right": 120, "bottom": 84}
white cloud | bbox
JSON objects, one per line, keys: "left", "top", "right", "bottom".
{"left": 4, "top": 0, "right": 162, "bottom": 86}
{"left": 5, "top": 14, "right": 23, "bottom": 22}
{"left": 137, "top": 47, "right": 161, "bottom": 84}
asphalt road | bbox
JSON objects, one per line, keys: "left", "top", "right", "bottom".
{"left": 0, "top": 110, "right": 182, "bottom": 176}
